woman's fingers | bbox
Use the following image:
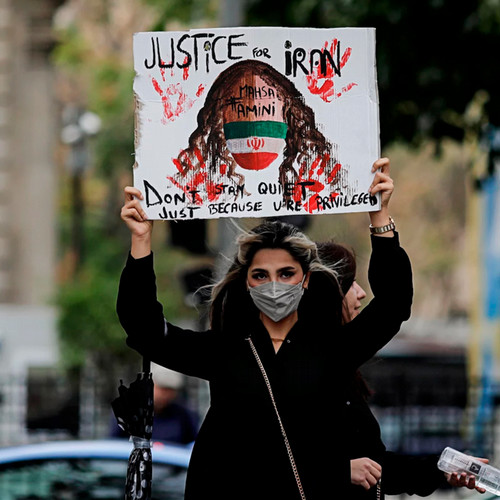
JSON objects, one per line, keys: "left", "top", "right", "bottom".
{"left": 124, "top": 185, "right": 144, "bottom": 202}
{"left": 369, "top": 158, "right": 393, "bottom": 197}
{"left": 365, "top": 473, "right": 380, "bottom": 489}
{"left": 351, "top": 458, "right": 381, "bottom": 490}
{"left": 121, "top": 204, "right": 147, "bottom": 223}
{"left": 361, "top": 471, "right": 380, "bottom": 490}
{"left": 371, "top": 157, "right": 390, "bottom": 174}
{"left": 447, "top": 472, "right": 487, "bottom": 492}
{"left": 369, "top": 172, "right": 394, "bottom": 197}
{"left": 121, "top": 197, "right": 147, "bottom": 220}
{"left": 121, "top": 186, "right": 148, "bottom": 222}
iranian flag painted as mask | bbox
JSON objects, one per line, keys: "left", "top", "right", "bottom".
{"left": 223, "top": 121, "right": 288, "bottom": 171}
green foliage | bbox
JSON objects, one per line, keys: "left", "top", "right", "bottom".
{"left": 94, "top": 117, "right": 134, "bottom": 179}
{"left": 56, "top": 210, "right": 198, "bottom": 369}
{"left": 53, "top": 16, "right": 137, "bottom": 179}
{"left": 143, "top": 0, "right": 218, "bottom": 28}
{"left": 478, "top": 0, "right": 500, "bottom": 34}
{"left": 56, "top": 210, "right": 130, "bottom": 368}
{"left": 246, "top": 0, "right": 500, "bottom": 146}
{"left": 58, "top": 265, "right": 129, "bottom": 368}
{"left": 52, "top": 25, "right": 90, "bottom": 69}
{"left": 91, "top": 63, "right": 136, "bottom": 180}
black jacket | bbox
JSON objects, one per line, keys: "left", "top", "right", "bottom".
{"left": 117, "top": 234, "right": 413, "bottom": 499}
{"left": 345, "top": 382, "right": 448, "bottom": 499}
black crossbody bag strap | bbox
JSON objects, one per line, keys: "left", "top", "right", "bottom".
{"left": 246, "top": 337, "right": 307, "bottom": 500}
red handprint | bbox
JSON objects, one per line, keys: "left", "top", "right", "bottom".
{"left": 151, "top": 57, "right": 205, "bottom": 124}
{"left": 294, "top": 155, "right": 341, "bottom": 213}
{"left": 169, "top": 148, "right": 206, "bottom": 204}
{"left": 169, "top": 148, "right": 226, "bottom": 204}
{"left": 306, "top": 39, "right": 357, "bottom": 103}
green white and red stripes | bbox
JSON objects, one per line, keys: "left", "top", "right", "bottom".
{"left": 223, "top": 121, "right": 287, "bottom": 171}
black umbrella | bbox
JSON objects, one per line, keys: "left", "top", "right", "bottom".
{"left": 112, "top": 357, "right": 154, "bottom": 500}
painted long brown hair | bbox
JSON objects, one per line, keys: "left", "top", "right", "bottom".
{"left": 173, "top": 59, "right": 339, "bottom": 199}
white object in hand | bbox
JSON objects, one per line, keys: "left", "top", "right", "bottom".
{"left": 438, "top": 447, "right": 500, "bottom": 496}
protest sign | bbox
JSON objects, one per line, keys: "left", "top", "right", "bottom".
{"left": 133, "top": 27, "right": 380, "bottom": 220}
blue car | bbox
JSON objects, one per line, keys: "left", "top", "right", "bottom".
{"left": 0, "top": 439, "right": 191, "bottom": 499}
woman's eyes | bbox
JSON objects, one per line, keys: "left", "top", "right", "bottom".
{"left": 250, "top": 270, "right": 297, "bottom": 280}
{"left": 252, "top": 272, "right": 268, "bottom": 280}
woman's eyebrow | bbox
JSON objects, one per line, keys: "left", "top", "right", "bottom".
{"left": 249, "top": 267, "right": 268, "bottom": 273}
{"left": 249, "top": 265, "right": 298, "bottom": 273}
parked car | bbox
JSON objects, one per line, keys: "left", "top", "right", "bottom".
{"left": 400, "top": 486, "right": 497, "bottom": 499}
{"left": 465, "top": 492, "right": 498, "bottom": 500}
{"left": 0, "top": 439, "right": 191, "bottom": 500}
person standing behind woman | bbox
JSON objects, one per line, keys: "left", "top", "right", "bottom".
{"left": 117, "top": 157, "right": 412, "bottom": 500}
{"left": 317, "top": 240, "right": 487, "bottom": 499}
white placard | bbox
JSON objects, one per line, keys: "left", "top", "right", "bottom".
{"left": 133, "top": 27, "right": 380, "bottom": 220}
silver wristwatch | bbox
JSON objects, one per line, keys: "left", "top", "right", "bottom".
{"left": 369, "top": 216, "right": 395, "bottom": 234}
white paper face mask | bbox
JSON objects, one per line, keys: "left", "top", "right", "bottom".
{"left": 248, "top": 278, "right": 305, "bottom": 322}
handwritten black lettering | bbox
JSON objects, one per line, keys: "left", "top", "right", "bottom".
{"left": 296, "top": 181, "right": 315, "bottom": 200}
{"left": 284, "top": 40, "right": 342, "bottom": 78}
{"left": 187, "top": 189, "right": 200, "bottom": 204}
{"left": 252, "top": 47, "right": 271, "bottom": 59}
{"left": 214, "top": 184, "right": 245, "bottom": 197}
{"left": 225, "top": 84, "right": 277, "bottom": 119}
{"left": 144, "top": 180, "right": 162, "bottom": 206}
{"left": 144, "top": 181, "right": 191, "bottom": 207}
{"left": 208, "top": 201, "right": 263, "bottom": 215}
{"left": 258, "top": 182, "right": 282, "bottom": 195}
{"left": 273, "top": 199, "right": 302, "bottom": 212}
{"left": 315, "top": 192, "right": 377, "bottom": 210}
{"left": 144, "top": 33, "right": 248, "bottom": 73}
{"left": 228, "top": 34, "right": 247, "bottom": 60}
{"left": 236, "top": 102, "right": 275, "bottom": 119}
{"left": 158, "top": 206, "right": 200, "bottom": 219}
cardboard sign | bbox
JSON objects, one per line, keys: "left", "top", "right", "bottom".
{"left": 133, "top": 27, "right": 380, "bottom": 220}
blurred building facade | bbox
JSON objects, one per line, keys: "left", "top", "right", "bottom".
{"left": 0, "top": 0, "right": 61, "bottom": 305}
{"left": 0, "top": 0, "right": 63, "bottom": 443}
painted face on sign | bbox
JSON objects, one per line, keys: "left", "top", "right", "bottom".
{"left": 173, "top": 59, "right": 339, "bottom": 210}
{"left": 222, "top": 74, "right": 287, "bottom": 171}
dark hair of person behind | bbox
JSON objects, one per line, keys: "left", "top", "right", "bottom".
{"left": 317, "top": 240, "right": 356, "bottom": 295}
{"left": 317, "top": 240, "right": 373, "bottom": 400}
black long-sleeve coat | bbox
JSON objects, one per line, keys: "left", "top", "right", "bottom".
{"left": 345, "top": 381, "right": 448, "bottom": 499}
{"left": 117, "top": 234, "right": 412, "bottom": 500}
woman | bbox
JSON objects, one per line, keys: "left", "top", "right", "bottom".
{"left": 317, "top": 241, "right": 487, "bottom": 498}
{"left": 117, "top": 157, "right": 411, "bottom": 499}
